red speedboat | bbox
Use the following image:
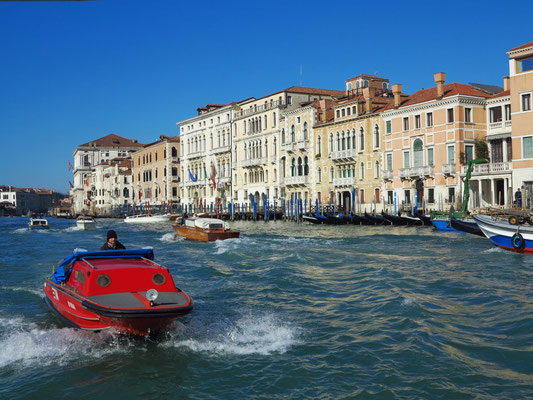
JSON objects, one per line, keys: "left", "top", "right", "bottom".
{"left": 43, "top": 249, "right": 193, "bottom": 336}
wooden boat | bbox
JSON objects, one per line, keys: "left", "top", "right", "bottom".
{"left": 43, "top": 249, "right": 193, "bottom": 336}
{"left": 473, "top": 214, "right": 533, "bottom": 253}
{"left": 302, "top": 214, "right": 329, "bottom": 224}
{"left": 382, "top": 212, "right": 409, "bottom": 226}
{"left": 76, "top": 216, "right": 96, "bottom": 230}
{"left": 28, "top": 217, "right": 49, "bottom": 229}
{"left": 173, "top": 217, "right": 240, "bottom": 241}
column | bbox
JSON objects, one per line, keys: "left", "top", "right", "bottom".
{"left": 503, "top": 139, "right": 508, "bottom": 163}
{"left": 491, "top": 179, "right": 496, "bottom": 206}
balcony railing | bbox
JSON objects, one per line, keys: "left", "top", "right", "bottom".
{"left": 212, "top": 145, "right": 231, "bottom": 154}
{"left": 333, "top": 177, "right": 356, "bottom": 187}
{"left": 281, "top": 142, "right": 295, "bottom": 152}
{"left": 330, "top": 149, "right": 357, "bottom": 161}
{"left": 187, "top": 150, "right": 205, "bottom": 159}
{"left": 399, "top": 165, "right": 434, "bottom": 179}
{"left": 284, "top": 175, "right": 309, "bottom": 186}
{"left": 442, "top": 163, "right": 456, "bottom": 175}
{"left": 382, "top": 170, "right": 393, "bottom": 180}
{"left": 171, "top": 156, "right": 179, "bottom": 163}
{"left": 460, "top": 161, "right": 512, "bottom": 176}
{"left": 270, "top": 155, "right": 277, "bottom": 164}
{"left": 185, "top": 179, "right": 206, "bottom": 187}
{"left": 242, "top": 157, "right": 267, "bottom": 167}
{"left": 297, "top": 139, "right": 309, "bottom": 150}
{"left": 488, "top": 119, "right": 511, "bottom": 135}
{"left": 234, "top": 100, "right": 287, "bottom": 119}
{"left": 171, "top": 176, "right": 180, "bottom": 182}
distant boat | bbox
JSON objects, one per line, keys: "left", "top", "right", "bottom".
{"left": 124, "top": 214, "right": 170, "bottom": 223}
{"left": 76, "top": 216, "right": 96, "bottom": 230}
{"left": 473, "top": 214, "right": 533, "bottom": 253}
{"left": 173, "top": 217, "right": 239, "bottom": 241}
{"left": 28, "top": 217, "right": 49, "bottom": 229}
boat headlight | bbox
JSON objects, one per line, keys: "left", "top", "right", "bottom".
{"left": 146, "top": 288, "right": 159, "bottom": 302}
{"left": 153, "top": 273, "right": 166, "bottom": 285}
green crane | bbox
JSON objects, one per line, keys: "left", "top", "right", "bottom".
{"left": 461, "top": 158, "right": 488, "bottom": 214}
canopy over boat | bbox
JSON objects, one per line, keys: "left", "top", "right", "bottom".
{"left": 185, "top": 217, "right": 230, "bottom": 230}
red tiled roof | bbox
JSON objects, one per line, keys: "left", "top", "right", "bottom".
{"left": 509, "top": 41, "right": 533, "bottom": 52}
{"left": 382, "top": 83, "right": 491, "bottom": 111}
{"left": 490, "top": 89, "right": 510, "bottom": 99}
{"left": 79, "top": 133, "right": 145, "bottom": 148}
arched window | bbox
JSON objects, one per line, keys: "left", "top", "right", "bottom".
{"left": 297, "top": 157, "right": 303, "bottom": 176}
{"left": 273, "top": 137, "right": 277, "bottom": 156}
{"left": 382, "top": 82, "right": 388, "bottom": 91}
{"left": 304, "top": 156, "right": 308, "bottom": 175}
{"left": 291, "top": 125, "right": 295, "bottom": 142}
{"left": 359, "top": 127, "right": 365, "bottom": 151}
{"left": 336, "top": 132, "right": 340, "bottom": 152}
{"left": 282, "top": 128, "right": 285, "bottom": 143}
{"left": 172, "top": 147, "right": 177, "bottom": 157}
{"left": 364, "top": 80, "right": 369, "bottom": 88}
{"left": 303, "top": 122, "right": 308, "bottom": 141}
{"left": 341, "top": 131, "right": 346, "bottom": 150}
{"left": 360, "top": 162, "right": 365, "bottom": 180}
{"left": 347, "top": 82, "right": 353, "bottom": 92}
{"left": 317, "top": 167, "right": 322, "bottom": 182}
{"left": 329, "top": 133, "right": 334, "bottom": 154}
{"left": 374, "top": 125, "right": 380, "bottom": 148}
{"left": 123, "top": 187, "right": 129, "bottom": 198}
{"left": 244, "top": 143, "right": 247, "bottom": 160}
{"left": 317, "top": 135, "right": 322, "bottom": 155}
{"left": 352, "top": 129, "right": 356, "bottom": 149}
{"left": 291, "top": 158, "right": 296, "bottom": 176}
{"left": 413, "top": 138, "right": 424, "bottom": 167}
{"left": 375, "top": 161, "right": 380, "bottom": 178}
{"left": 356, "top": 81, "right": 360, "bottom": 89}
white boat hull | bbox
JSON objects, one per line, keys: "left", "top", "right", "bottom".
{"left": 473, "top": 214, "right": 533, "bottom": 253}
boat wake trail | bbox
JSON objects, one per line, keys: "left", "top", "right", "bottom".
{"left": 0, "top": 317, "right": 132, "bottom": 370}
{"left": 63, "top": 226, "right": 81, "bottom": 232}
{"left": 213, "top": 237, "right": 256, "bottom": 254}
{"left": 164, "top": 313, "right": 300, "bottom": 356}
{"left": 159, "top": 232, "right": 182, "bottom": 243}
{"left": 12, "top": 228, "right": 28, "bottom": 234}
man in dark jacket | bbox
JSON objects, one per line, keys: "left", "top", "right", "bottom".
{"left": 515, "top": 188, "right": 522, "bottom": 208}
{"left": 101, "top": 230, "right": 126, "bottom": 250}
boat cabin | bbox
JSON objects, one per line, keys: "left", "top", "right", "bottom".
{"left": 184, "top": 218, "right": 229, "bottom": 231}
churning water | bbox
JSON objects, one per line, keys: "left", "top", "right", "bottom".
{"left": 0, "top": 217, "right": 532, "bottom": 399}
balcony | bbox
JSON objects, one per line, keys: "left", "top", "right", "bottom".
{"left": 242, "top": 157, "right": 267, "bottom": 168}
{"left": 284, "top": 175, "right": 309, "bottom": 186}
{"left": 330, "top": 149, "right": 357, "bottom": 161}
{"left": 399, "top": 165, "right": 435, "bottom": 180}
{"left": 488, "top": 119, "right": 511, "bottom": 136}
{"left": 460, "top": 161, "right": 512, "bottom": 176}
{"left": 333, "top": 177, "right": 356, "bottom": 187}
{"left": 171, "top": 176, "right": 180, "bottom": 182}
{"left": 185, "top": 179, "right": 206, "bottom": 187}
{"left": 382, "top": 170, "right": 393, "bottom": 181}
{"left": 442, "top": 164, "right": 456, "bottom": 175}
{"left": 234, "top": 99, "right": 287, "bottom": 119}
{"left": 281, "top": 142, "right": 295, "bottom": 153}
{"left": 270, "top": 155, "right": 277, "bottom": 164}
{"left": 171, "top": 156, "right": 179, "bottom": 163}
{"left": 297, "top": 140, "right": 309, "bottom": 150}
{"left": 187, "top": 150, "right": 205, "bottom": 160}
{"left": 212, "top": 145, "right": 231, "bottom": 155}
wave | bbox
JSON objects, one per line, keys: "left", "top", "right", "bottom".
{"left": 0, "top": 286, "right": 42, "bottom": 297}
{"left": 164, "top": 313, "right": 300, "bottom": 356}
{"left": 159, "top": 232, "right": 183, "bottom": 243}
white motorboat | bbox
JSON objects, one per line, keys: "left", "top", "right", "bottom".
{"left": 28, "top": 217, "right": 49, "bottom": 229}
{"left": 76, "top": 216, "right": 96, "bottom": 230}
{"left": 124, "top": 214, "right": 170, "bottom": 223}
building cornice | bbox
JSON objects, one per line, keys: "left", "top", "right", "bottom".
{"left": 486, "top": 96, "right": 511, "bottom": 105}
{"left": 381, "top": 95, "right": 486, "bottom": 118}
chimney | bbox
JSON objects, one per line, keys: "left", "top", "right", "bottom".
{"left": 365, "top": 97, "right": 372, "bottom": 113}
{"left": 392, "top": 84, "right": 402, "bottom": 108}
{"left": 434, "top": 72, "right": 446, "bottom": 99}
{"left": 503, "top": 76, "right": 510, "bottom": 91}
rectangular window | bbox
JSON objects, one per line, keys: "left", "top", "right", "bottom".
{"left": 403, "top": 117, "right": 409, "bottom": 131}
{"left": 465, "top": 145, "right": 474, "bottom": 163}
{"left": 403, "top": 151, "right": 410, "bottom": 168}
{"left": 404, "top": 190, "right": 410, "bottom": 204}
{"left": 336, "top": 110, "right": 340, "bottom": 118}
{"left": 427, "top": 148, "right": 434, "bottom": 166}
{"left": 287, "top": 96, "right": 292, "bottom": 105}
{"left": 387, "top": 190, "right": 393, "bottom": 205}
{"left": 505, "top": 104, "right": 511, "bottom": 120}
{"left": 448, "top": 187, "right": 455, "bottom": 203}
{"left": 415, "top": 115, "right": 421, "bottom": 129}
{"left": 352, "top": 106, "right": 357, "bottom": 114}
{"left": 517, "top": 56, "right": 533, "bottom": 73}
{"left": 521, "top": 93, "right": 531, "bottom": 111}
{"left": 341, "top": 109, "right": 345, "bottom": 117}
{"left": 465, "top": 107, "right": 472, "bottom": 123}
{"left": 490, "top": 106, "right": 502, "bottom": 122}
{"left": 386, "top": 153, "right": 393, "bottom": 171}
{"left": 386, "top": 120, "right": 392, "bottom": 134}
{"left": 447, "top": 108, "right": 454, "bottom": 123}
{"left": 524, "top": 136, "right": 533, "bottom": 159}
{"left": 428, "top": 188, "right": 435, "bottom": 204}
{"left": 427, "top": 112, "right": 433, "bottom": 127}
{"left": 448, "top": 145, "right": 455, "bottom": 164}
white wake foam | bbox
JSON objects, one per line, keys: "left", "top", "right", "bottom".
{"left": 166, "top": 314, "right": 300, "bottom": 356}
{"left": 159, "top": 232, "right": 181, "bottom": 243}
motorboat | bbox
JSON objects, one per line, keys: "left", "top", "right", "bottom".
{"left": 431, "top": 217, "right": 458, "bottom": 231}
{"left": 473, "top": 214, "right": 533, "bottom": 253}
{"left": 76, "top": 216, "right": 96, "bottom": 230}
{"left": 29, "top": 217, "right": 49, "bottom": 229}
{"left": 43, "top": 248, "right": 193, "bottom": 336}
{"left": 124, "top": 214, "right": 170, "bottom": 223}
{"left": 173, "top": 217, "right": 240, "bottom": 241}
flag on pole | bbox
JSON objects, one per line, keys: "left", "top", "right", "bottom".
{"left": 68, "top": 161, "right": 72, "bottom": 171}
{"left": 210, "top": 164, "right": 217, "bottom": 189}
{"left": 69, "top": 181, "right": 73, "bottom": 189}
{"left": 203, "top": 165, "right": 208, "bottom": 179}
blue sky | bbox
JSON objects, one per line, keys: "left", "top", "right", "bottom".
{"left": 0, "top": 0, "right": 531, "bottom": 193}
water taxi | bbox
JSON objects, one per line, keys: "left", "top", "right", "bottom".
{"left": 173, "top": 217, "right": 240, "bottom": 242}
{"left": 76, "top": 216, "right": 96, "bottom": 230}
{"left": 124, "top": 214, "right": 170, "bottom": 223}
{"left": 28, "top": 217, "right": 49, "bottom": 229}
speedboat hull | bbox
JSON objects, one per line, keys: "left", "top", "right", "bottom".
{"left": 473, "top": 214, "right": 533, "bottom": 253}
{"left": 76, "top": 220, "right": 96, "bottom": 230}
{"left": 124, "top": 214, "right": 170, "bottom": 223}
{"left": 431, "top": 217, "right": 458, "bottom": 232}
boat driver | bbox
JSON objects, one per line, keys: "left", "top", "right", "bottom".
{"left": 101, "top": 230, "right": 126, "bottom": 250}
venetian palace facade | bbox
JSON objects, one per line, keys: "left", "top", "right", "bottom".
{"left": 70, "top": 41, "right": 533, "bottom": 214}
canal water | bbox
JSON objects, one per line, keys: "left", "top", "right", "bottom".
{"left": 0, "top": 217, "right": 531, "bottom": 399}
